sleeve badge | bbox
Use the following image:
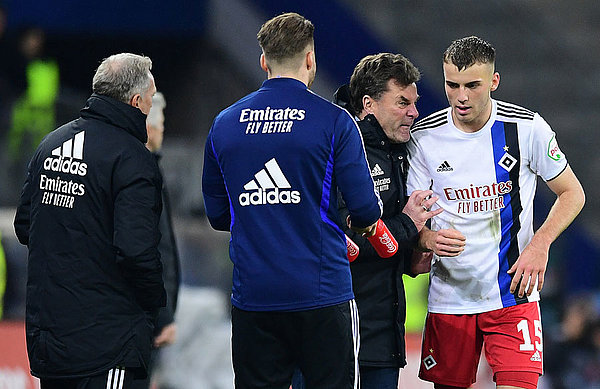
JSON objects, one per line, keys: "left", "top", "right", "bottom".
{"left": 547, "top": 134, "right": 563, "bottom": 161}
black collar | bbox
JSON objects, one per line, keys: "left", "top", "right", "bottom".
{"left": 80, "top": 93, "right": 148, "bottom": 143}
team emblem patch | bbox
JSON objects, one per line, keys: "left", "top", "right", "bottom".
{"left": 498, "top": 152, "right": 517, "bottom": 172}
{"left": 423, "top": 355, "right": 437, "bottom": 370}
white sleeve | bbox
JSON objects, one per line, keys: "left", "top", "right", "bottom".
{"left": 529, "top": 113, "right": 568, "bottom": 181}
{"left": 407, "top": 136, "right": 432, "bottom": 195}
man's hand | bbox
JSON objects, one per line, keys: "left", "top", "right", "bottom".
{"left": 418, "top": 227, "right": 465, "bottom": 257}
{"left": 506, "top": 166, "right": 584, "bottom": 298}
{"left": 347, "top": 216, "right": 377, "bottom": 237}
{"left": 154, "top": 323, "right": 177, "bottom": 348}
{"left": 508, "top": 240, "right": 549, "bottom": 297}
{"left": 403, "top": 190, "right": 444, "bottom": 232}
{"left": 410, "top": 250, "right": 433, "bottom": 274}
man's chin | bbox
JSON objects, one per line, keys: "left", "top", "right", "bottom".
{"left": 391, "top": 133, "right": 410, "bottom": 144}
{"left": 453, "top": 110, "right": 473, "bottom": 123}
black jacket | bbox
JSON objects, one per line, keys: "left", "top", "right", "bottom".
{"left": 14, "top": 93, "right": 166, "bottom": 379}
{"left": 339, "top": 114, "right": 418, "bottom": 368}
{"left": 153, "top": 153, "right": 180, "bottom": 333}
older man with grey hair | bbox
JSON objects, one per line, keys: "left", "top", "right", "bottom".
{"left": 130, "top": 92, "right": 181, "bottom": 389}
{"left": 15, "top": 53, "right": 166, "bottom": 389}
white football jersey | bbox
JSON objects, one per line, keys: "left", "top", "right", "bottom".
{"left": 407, "top": 100, "right": 568, "bottom": 314}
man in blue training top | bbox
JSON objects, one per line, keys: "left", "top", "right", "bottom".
{"left": 202, "top": 12, "right": 382, "bottom": 389}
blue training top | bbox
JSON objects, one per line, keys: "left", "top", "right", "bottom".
{"left": 202, "top": 77, "right": 382, "bottom": 311}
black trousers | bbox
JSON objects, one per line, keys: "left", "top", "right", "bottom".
{"left": 40, "top": 367, "right": 135, "bottom": 389}
{"left": 232, "top": 300, "right": 359, "bottom": 389}
{"left": 128, "top": 348, "right": 159, "bottom": 389}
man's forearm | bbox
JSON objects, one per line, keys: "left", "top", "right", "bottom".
{"left": 531, "top": 186, "right": 585, "bottom": 249}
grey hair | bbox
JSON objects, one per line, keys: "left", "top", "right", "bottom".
{"left": 147, "top": 92, "right": 166, "bottom": 127}
{"left": 92, "top": 53, "right": 153, "bottom": 104}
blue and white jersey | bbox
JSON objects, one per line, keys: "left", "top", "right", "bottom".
{"left": 202, "top": 78, "right": 382, "bottom": 311}
{"left": 407, "top": 100, "right": 568, "bottom": 314}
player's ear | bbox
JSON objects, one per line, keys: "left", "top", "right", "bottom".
{"left": 363, "top": 95, "right": 373, "bottom": 113}
{"left": 491, "top": 72, "right": 500, "bottom": 92}
{"left": 130, "top": 93, "right": 141, "bottom": 108}
{"left": 260, "top": 53, "right": 269, "bottom": 73}
{"left": 306, "top": 50, "right": 315, "bottom": 71}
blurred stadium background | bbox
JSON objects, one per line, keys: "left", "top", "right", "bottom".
{"left": 0, "top": 1, "right": 598, "bottom": 388}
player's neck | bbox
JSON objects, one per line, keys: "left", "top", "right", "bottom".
{"left": 267, "top": 66, "right": 310, "bottom": 87}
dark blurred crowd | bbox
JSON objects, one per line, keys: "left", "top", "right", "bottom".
{"left": 543, "top": 292, "right": 600, "bottom": 388}
{"left": 0, "top": 4, "right": 60, "bottom": 205}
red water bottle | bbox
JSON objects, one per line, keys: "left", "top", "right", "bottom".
{"left": 346, "top": 235, "right": 360, "bottom": 262}
{"left": 367, "top": 219, "right": 398, "bottom": 258}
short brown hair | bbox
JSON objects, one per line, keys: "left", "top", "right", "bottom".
{"left": 443, "top": 36, "right": 495, "bottom": 71}
{"left": 257, "top": 12, "right": 314, "bottom": 65}
{"left": 349, "top": 53, "right": 420, "bottom": 115}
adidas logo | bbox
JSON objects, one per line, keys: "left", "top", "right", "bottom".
{"left": 43, "top": 131, "right": 88, "bottom": 176}
{"left": 370, "top": 163, "right": 384, "bottom": 177}
{"left": 238, "top": 158, "right": 301, "bottom": 206}
{"left": 530, "top": 350, "right": 542, "bottom": 362}
{"left": 436, "top": 160, "right": 453, "bottom": 172}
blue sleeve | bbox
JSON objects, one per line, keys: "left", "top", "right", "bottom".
{"left": 202, "top": 129, "right": 231, "bottom": 231}
{"left": 338, "top": 192, "right": 417, "bottom": 264}
{"left": 333, "top": 110, "right": 382, "bottom": 228}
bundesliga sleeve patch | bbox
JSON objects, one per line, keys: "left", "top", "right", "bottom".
{"left": 547, "top": 135, "right": 563, "bottom": 161}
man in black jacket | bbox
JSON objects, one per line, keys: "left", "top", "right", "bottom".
{"left": 337, "top": 53, "right": 462, "bottom": 389}
{"left": 130, "top": 91, "right": 181, "bottom": 389}
{"left": 14, "top": 53, "right": 166, "bottom": 389}
{"left": 145, "top": 92, "right": 180, "bottom": 353}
